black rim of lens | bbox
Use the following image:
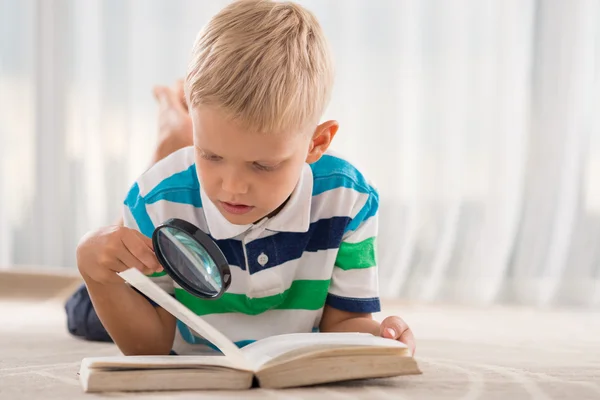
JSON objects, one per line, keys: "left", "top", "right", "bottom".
{"left": 152, "top": 218, "right": 231, "bottom": 299}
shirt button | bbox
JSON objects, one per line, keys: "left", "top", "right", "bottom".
{"left": 257, "top": 253, "right": 269, "bottom": 266}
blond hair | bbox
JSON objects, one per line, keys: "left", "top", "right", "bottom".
{"left": 185, "top": 0, "right": 334, "bottom": 134}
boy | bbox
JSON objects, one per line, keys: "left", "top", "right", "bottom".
{"left": 76, "top": 0, "right": 415, "bottom": 356}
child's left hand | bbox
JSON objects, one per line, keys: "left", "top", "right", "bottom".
{"left": 380, "top": 316, "right": 416, "bottom": 356}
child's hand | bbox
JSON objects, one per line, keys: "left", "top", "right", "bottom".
{"left": 76, "top": 225, "right": 163, "bottom": 285}
{"left": 380, "top": 316, "right": 416, "bottom": 356}
{"left": 152, "top": 80, "right": 193, "bottom": 162}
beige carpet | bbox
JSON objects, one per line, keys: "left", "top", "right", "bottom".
{"left": 1, "top": 268, "right": 599, "bottom": 400}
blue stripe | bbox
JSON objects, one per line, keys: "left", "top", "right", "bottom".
{"left": 146, "top": 189, "right": 202, "bottom": 207}
{"left": 124, "top": 183, "right": 155, "bottom": 237}
{"left": 244, "top": 216, "right": 350, "bottom": 275}
{"left": 345, "top": 190, "right": 379, "bottom": 233}
{"left": 325, "top": 293, "right": 381, "bottom": 313}
{"left": 145, "top": 165, "right": 200, "bottom": 206}
{"left": 310, "top": 154, "right": 374, "bottom": 196}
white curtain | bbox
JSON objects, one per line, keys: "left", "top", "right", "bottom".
{"left": 1, "top": 0, "right": 599, "bottom": 308}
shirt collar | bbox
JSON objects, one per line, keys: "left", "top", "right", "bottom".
{"left": 264, "top": 163, "right": 313, "bottom": 234}
{"left": 200, "top": 186, "right": 252, "bottom": 240}
{"left": 200, "top": 163, "right": 313, "bottom": 240}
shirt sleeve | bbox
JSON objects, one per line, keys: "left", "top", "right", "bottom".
{"left": 325, "top": 188, "right": 381, "bottom": 313}
{"left": 123, "top": 181, "right": 175, "bottom": 296}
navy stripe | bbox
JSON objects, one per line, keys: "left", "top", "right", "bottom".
{"left": 204, "top": 217, "right": 350, "bottom": 275}
{"left": 325, "top": 293, "right": 381, "bottom": 313}
{"left": 124, "top": 183, "right": 155, "bottom": 237}
{"left": 244, "top": 216, "right": 350, "bottom": 275}
{"left": 310, "top": 155, "right": 375, "bottom": 196}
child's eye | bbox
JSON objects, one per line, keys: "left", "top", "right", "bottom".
{"left": 253, "top": 162, "right": 277, "bottom": 172}
{"left": 201, "top": 153, "right": 222, "bottom": 162}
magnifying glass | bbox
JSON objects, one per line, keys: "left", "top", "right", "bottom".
{"left": 152, "top": 218, "right": 231, "bottom": 299}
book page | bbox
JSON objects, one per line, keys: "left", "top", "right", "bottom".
{"left": 241, "top": 332, "right": 408, "bottom": 367}
{"left": 118, "top": 268, "right": 252, "bottom": 370}
{"left": 81, "top": 355, "right": 246, "bottom": 371}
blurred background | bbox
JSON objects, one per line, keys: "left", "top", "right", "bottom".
{"left": 0, "top": 0, "right": 598, "bottom": 308}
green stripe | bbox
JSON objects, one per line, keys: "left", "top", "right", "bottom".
{"left": 335, "top": 237, "right": 377, "bottom": 270}
{"left": 148, "top": 271, "right": 167, "bottom": 277}
{"left": 175, "top": 279, "right": 331, "bottom": 316}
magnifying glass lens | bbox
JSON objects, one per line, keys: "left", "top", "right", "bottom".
{"left": 155, "top": 226, "right": 222, "bottom": 296}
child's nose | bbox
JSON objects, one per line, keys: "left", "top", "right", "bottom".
{"left": 221, "top": 169, "right": 249, "bottom": 195}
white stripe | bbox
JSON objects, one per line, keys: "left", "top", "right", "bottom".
{"left": 245, "top": 249, "right": 338, "bottom": 297}
{"left": 122, "top": 205, "right": 140, "bottom": 231}
{"left": 137, "top": 147, "right": 195, "bottom": 195}
{"left": 250, "top": 248, "right": 337, "bottom": 284}
{"left": 145, "top": 200, "right": 208, "bottom": 232}
{"left": 287, "top": 249, "right": 337, "bottom": 281}
{"left": 342, "top": 214, "right": 378, "bottom": 243}
{"left": 200, "top": 309, "right": 323, "bottom": 342}
{"left": 310, "top": 186, "right": 369, "bottom": 222}
{"left": 328, "top": 266, "right": 379, "bottom": 299}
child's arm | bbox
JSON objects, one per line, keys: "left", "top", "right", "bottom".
{"left": 74, "top": 80, "right": 191, "bottom": 355}
{"left": 318, "top": 186, "right": 416, "bottom": 355}
{"left": 77, "top": 226, "right": 176, "bottom": 355}
{"left": 319, "top": 306, "right": 416, "bottom": 355}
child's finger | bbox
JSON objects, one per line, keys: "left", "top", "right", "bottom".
{"left": 116, "top": 244, "right": 154, "bottom": 275}
{"left": 121, "top": 231, "right": 163, "bottom": 273}
{"left": 380, "top": 316, "right": 416, "bottom": 355}
{"left": 398, "top": 327, "right": 416, "bottom": 356}
{"left": 137, "top": 232, "right": 154, "bottom": 251}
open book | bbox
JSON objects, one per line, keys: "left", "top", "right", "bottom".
{"left": 79, "top": 268, "right": 421, "bottom": 392}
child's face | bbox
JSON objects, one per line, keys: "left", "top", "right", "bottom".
{"left": 191, "top": 106, "right": 325, "bottom": 225}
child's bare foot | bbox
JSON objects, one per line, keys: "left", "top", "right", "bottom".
{"left": 151, "top": 80, "right": 193, "bottom": 163}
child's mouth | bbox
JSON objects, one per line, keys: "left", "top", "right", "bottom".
{"left": 220, "top": 201, "right": 254, "bottom": 215}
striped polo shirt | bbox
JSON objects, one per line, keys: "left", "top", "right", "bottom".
{"left": 123, "top": 146, "right": 380, "bottom": 354}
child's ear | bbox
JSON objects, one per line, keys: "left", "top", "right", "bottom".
{"left": 306, "top": 120, "right": 339, "bottom": 163}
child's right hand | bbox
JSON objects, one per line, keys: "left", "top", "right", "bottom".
{"left": 76, "top": 225, "right": 163, "bottom": 285}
